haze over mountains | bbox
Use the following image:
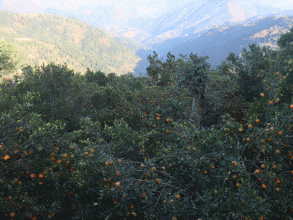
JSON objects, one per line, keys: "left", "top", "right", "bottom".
{"left": 0, "top": 0, "right": 293, "bottom": 78}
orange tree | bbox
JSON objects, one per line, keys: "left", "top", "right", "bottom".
{"left": 88, "top": 46, "right": 292, "bottom": 218}
{"left": 0, "top": 60, "right": 198, "bottom": 219}
{"left": 74, "top": 46, "right": 292, "bottom": 220}
{"left": 1, "top": 34, "right": 293, "bottom": 219}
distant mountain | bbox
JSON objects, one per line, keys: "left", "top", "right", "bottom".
{"left": 155, "top": 15, "right": 293, "bottom": 71}
{"left": 140, "top": 0, "right": 288, "bottom": 45}
{"left": 0, "top": 0, "right": 293, "bottom": 78}
{"left": 0, "top": 0, "right": 47, "bottom": 14}
{"left": 0, "top": 10, "right": 142, "bottom": 76}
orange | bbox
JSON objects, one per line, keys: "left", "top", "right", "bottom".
{"left": 3, "top": 155, "right": 10, "bottom": 161}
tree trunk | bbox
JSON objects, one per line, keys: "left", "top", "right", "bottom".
{"left": 190, "top": 94, "right": 205, "bottom": 131}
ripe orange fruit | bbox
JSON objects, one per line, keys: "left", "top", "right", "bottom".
{"left": 278, "top": 131, "right": 283, "bottom": 135}
{"left": 269, "top": 101, "right": 273, "bottom": 105}
{"left": 260, "top": 93, "right": 264, "bottom": 97}
{"left": 236, "top": 183, "right": 241, "bottom": 188}
{"left": 283, "top": 76, "right": 286, "bottom": 79}
{"left": 19, "top": 127, "right": 24, "bottom": 132}
{"left": 262, "top": 184, "right": 267, "bottom": 189}
{"left": 256, "top": 119, "right": 260, "bottom": 123}
{"left": 255, "top": 169, "right": 260, "bottom": 174}
{"left": 291, "top": 104, "right": 293, "bottom": 109}
{"left": 239, "top": 128, "right": 243, "bottom": 132}
{"left": 39, "top": 174, "right": 43, "bottom": 178}
{"left": 84, "top": 152, "right": 88, "bottom": 156}
{"left": 248, "top": 124, "right": 252, "bottom": 128}
{"left": 30, "top": 174, "right": 35, "bottom": 178}
{"left": 175, "top": 194, "right": 180, "bottom": 199}
{"left": 276, "top": 72, "right": 279, "bottom": 75}
{"left": 232, "top": 161, "right": 237, "bottom": 166}
{"left": 275, "top": 100, "right": 279, "bottom": 103}
{"left": 3, "top": 155, "right": 10, "bottom": 161}
{"left": 275, "top": 150, "right": 280, "bottom": 154}
{"left": 10, "top": 212, "right": 16, "bottom": 218}
{"left": 115, "top": 171, "right": 120, "bottom": 176}
{"left": 56, "top": 159, "right": 62, "bottom": 164}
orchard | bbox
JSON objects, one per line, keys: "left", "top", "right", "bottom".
{"left": 0, "top": 30, "right": 293, "bottom": 220}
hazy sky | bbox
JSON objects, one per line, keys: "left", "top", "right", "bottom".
{"left": 33, "top": 0, "right": 293, "bottom": 11}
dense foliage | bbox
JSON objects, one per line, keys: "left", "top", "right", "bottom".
{"left": 0, "top": 25, "right": 293, "bottom": 220}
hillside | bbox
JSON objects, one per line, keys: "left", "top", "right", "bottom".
{"left": 154, "top": 15, "right": 293, "bottom": 71}
{"left": 0, "top": 10, "right": 142, "bottom": 77}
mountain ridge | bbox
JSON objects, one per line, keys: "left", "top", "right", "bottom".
{"left": 0, "top": 10, "right": 142, "bottom": 77}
